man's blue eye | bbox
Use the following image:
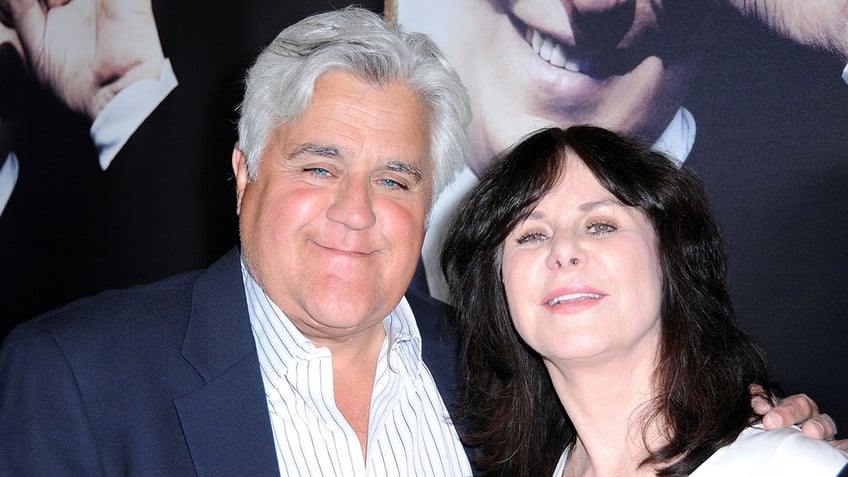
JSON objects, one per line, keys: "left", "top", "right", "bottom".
{"left": 378, "top": 178, "right": 407, "bottom": 190}
{"left": 307, "top": 167, "right": 331, "bottom": 176}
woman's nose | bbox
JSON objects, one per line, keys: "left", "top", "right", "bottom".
{"left": 545, "top": 234, "right": 585, "bottom": 270}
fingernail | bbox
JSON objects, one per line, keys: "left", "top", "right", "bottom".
{"left": 763, "top": 412, "right": 781, "bottom": 428}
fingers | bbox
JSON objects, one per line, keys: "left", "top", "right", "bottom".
{"left": 799, "top": 413, "right": 837, "bottom": 440}
{"left": 725, "top": 0, "right": 848, "bottom": 59}
{"left": 761, "top": 393, "right": 818, "bottom": 429}
{"left": 749, "top": 386, "right": 775, "bottom": 416}
{"left": 0, "top": 19, "right": 19, "bottom": 47}
{"left": 3, "top": 0, "right": 43, "bottom": 24}
{"left": 759, "top": 393, "right": 841, "bottom": 443}
{"left": 4, "top": 0, "right": 46, "bottom": 59}
{"left": 751, "top": 395, "right": 775, "bottom": 416}
{"left": 0, "top": 1, "right": 13, "bottom": 28}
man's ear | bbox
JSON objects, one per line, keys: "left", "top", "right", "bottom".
{"left": 232, "top": 144, "right": 249, "bottom": 215}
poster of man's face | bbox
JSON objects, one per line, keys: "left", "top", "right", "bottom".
{"left": 396, "top": 0, "right": 712, "bottom": 173}
{"left": 394, "top": 0, "right": 848, "bottom": 427}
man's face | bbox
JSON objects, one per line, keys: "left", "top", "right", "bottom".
{"left": 232, "top": 71, "right": 433, "bottom": 347}
{"left": 400, "top": 0, "right": 710, "bottom": 174}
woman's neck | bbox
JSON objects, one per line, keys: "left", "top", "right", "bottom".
{"left": 547, "top": 352, "right": 665, "bottom": 476}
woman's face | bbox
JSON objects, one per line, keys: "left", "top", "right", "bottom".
{"left": 399, "top": 0, "right": 709, "bottom": 174}
{"left": 501, "top": 154, "right": 663, "bottom": 367}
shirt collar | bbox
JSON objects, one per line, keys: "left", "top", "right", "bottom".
{"left": 240, "top": 259, "right": 423, "bottom": 380}
{"left": 0, "top": 152, "right": 18, "bottom": 218}
{"left": 651, "top": 106, "right": 696, "bottom": 165}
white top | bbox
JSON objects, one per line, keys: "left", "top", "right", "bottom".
{"left": 551, "top": 424, "right": 848, "bottom": 476}
{"left": 241, "top": 261, "right": 472, "bottom": 477}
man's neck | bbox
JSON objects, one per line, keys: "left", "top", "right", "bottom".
{"left": 332, "top": 331, "right": 384, "bottom": 459}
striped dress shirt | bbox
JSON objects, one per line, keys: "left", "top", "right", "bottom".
{"left": 241, "top": 263, "right": 472, "bottom": 476}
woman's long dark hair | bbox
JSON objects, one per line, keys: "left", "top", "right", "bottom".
{"left": 441, "top": 126, "right": 772, "bottom": 476}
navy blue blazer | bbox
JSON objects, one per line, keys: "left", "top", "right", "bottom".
{"left": 0, "top": 248, "right": 461, "bottom": 476}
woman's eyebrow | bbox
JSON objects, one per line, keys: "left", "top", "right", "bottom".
{"left": 578, "top": 198, "right": 621, "bottom": 212}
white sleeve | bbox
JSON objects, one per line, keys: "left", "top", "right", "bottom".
{"left": 691, "top": 426, "right": 848, "bottom": 477}
{"left": 89, "top": 59, "right": 179, "bottom": 170}
{"left": 0, "top": 152, "right": 18, "bottom": 217}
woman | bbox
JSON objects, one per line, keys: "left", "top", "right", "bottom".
{"left": 441, "top": 126, "right": 848, "bottom": 476}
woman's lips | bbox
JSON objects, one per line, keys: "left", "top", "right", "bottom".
{"left": 546, "top": 291, "right": 603, "bottom": 307}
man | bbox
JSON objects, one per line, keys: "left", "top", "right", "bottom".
{"left": 0, "top": 7, "right": 837, "bottom": 476}
{"left": 0, "top": 7, "right": 472, "bottom": 475}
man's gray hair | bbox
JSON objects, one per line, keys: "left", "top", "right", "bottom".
{"left": 237, "top": 7, "right": 471, "bottom": 198}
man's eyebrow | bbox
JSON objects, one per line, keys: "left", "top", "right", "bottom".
{"left": 287, "top": 144, "right": 423, "bottom": 183}
{"left": 288, "top": 143, "right": 342, "bottom": 160}
{"left": 387, "top": 160, "right": 423, "bottom": 183}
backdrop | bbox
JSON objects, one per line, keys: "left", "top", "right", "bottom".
{"left": 1, "top": 0, "right": 845, "bottom": 432}
{"left": 393, "top": 0, "right": 848, "bottom": 429}
{"left": 0, "top": 0, "right": 381, "bottom": 333}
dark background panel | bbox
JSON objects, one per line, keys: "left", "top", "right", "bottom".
{"left": 0, "top": 0, "right": 384, "bottom": 338}
{"left": 2, "top": 0, "right": 845, "bottom": 437}
{"left": 686, "top": 9, "right": 848, "bottom": 428}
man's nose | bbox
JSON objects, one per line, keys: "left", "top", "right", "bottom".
{"left": 326, "top": 177, "right": 377, "bottom": 230}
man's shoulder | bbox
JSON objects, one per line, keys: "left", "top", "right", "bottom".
{"left": 39, "top": 269, "right": 200, "bottom": 332}
{"left": 13, "top": 248, "right": 243, "bottom": 347}
{"left": 405, "top": 288, "right": 461, "bottom": 401}
{"left": 1, "top": 269, "right": 203, "bottom": 366}
{"left": 405, "top": 287, "right": 454, "bottom": 338}
{"left": 405, "top": 286, "right": 449, "bottom": 314}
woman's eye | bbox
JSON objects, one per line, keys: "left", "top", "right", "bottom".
{"left": 587, "top": 222, "right": 617, "bottom": 235}
{"left": 516, "top": 231, "right": 547, "bottom": 244}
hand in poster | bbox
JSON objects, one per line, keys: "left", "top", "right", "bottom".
{"left": 0, "top": 0, "right": 165, "bottom": 119}
{"left": 725, "top": 0, "right": 848, "bottom": 60}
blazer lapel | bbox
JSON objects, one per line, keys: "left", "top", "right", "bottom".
{"left": 174, "top": 248, "right": 279, "bottom": 476}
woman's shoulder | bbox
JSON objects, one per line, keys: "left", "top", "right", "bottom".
{"left": 691, "top": 424, "right": 848, "bottom": 476}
